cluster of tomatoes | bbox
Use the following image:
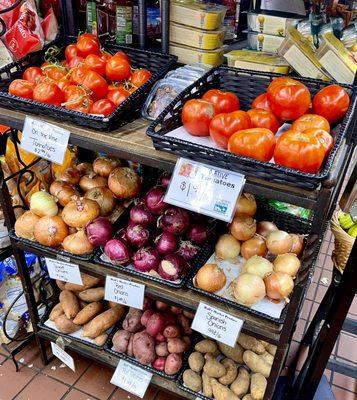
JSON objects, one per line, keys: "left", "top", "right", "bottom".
{"left": 181, "top": 77, "right": 350, "bottom": 174}
{"left": 8, "top": 33, "right": 152, "bottom": 116}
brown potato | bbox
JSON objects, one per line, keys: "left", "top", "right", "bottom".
{"left": 78, "top": 287, "right": 105, "bottom": 302}
{"left": 211, "top": 378, "right": 240, "bottom": 400}
{"left": 195, "top": 339, "right": 217, "bottom": 354}
{"left": 183, "top": 369, "right": 202, "bottom": 392}
{"left": 238, "top": 333, "right": 265, "bottom": 354}
{"left": 83, "top": 305, "right": 125, "bottom": 338}
{"left": 94, "top": 333, "right": 108, "bottom": 346}
{"left": 59, "top": 290, "right": 80, "bottom": 319}
{"left": 218, "top": 341, "right": 244, "bottom": 363}
{"left": 219, "top": 358, "right": 238, "bottom": 385}
{"left": 155, "top": 342, "right": 169, "bottom": 357}
{"left": 188, "top": 352, "right": 204, "bottom": 373}
{"left": 167, "top": 338, "right": 187, "bottom": 354}
{"left": 266, "top": 344, "right": 277, "bottom": 356}
{"left": 242, "top": 395, "right": 253, "bottom": 400}
{"left": 250, "top": 373, "right": 267, "bottom": 400}
{"left": 243, "top": 351, "right": 271, "bottom": 378}
{"left": 203, "top": 359, "right": 226, "bottom": 378}
{"left": 64, "top": 273, "right": 100, "bottom": 291}
{"left": 260, "top": 350, "right": 274, "bottom": 366}
{"left": 231, "top": 367, "right": 250, "bottom": 397}
{"left": 54, "top": 314, "right": 80, "bottom": 334}
{"left": 49, "top": 303, "right": 64, "bottom": 321}
{"left": 73, "top": 301, "right": 104, "bottom": 325}
{"left": 202, "top": 372, "right": 213, "bottom": 397}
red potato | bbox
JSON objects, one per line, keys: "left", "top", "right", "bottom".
{"left": 156, "top": 300, "right": 169, "bottom": 311}
{"left": 127, "top": 333, "right": 134, "bottom": 357}
{"left": 153, "top": 356, "right": 166, "bottom": 371}
{"left": 155, "top": 333, "right": 166, "bottom": 343}
{"left": 112, "top": 330, "right": 131, "bottom": 353}
{"left": 141, "top": 309, "right": 155, "bottom": 327}
{"left": 123, "top": 310, "right": 143, "bottom": 333}
{"left": 146, "top": 313, "right": 166, "bottom": 336}
{"left": 155, "top": 342, "right": 169, "bottom": 357}
{"left": 143, "top": 297, "right": 153, "bottom": 310}
{"left": 133, "top": 331, "right": 156, "bottom": 365}
{"left": 164, "top": 313, "right": 177, "bottom": 326}
{"left": 167, "top": 338, "right": 187, "bottom": 353}
{"left": 170, "top": 306, "right": 183, "bottom": 315}
{"left": 183, "top": 310, "right": 195, "bottom": 319}
{"left": 163, "top": 324, "right": 181, "bottom": 338}
{"left": 177, "top": 314, "right": 192, "bottom": 335}
{"left": 165, "top": 353, "right": 183, "bottom": 375}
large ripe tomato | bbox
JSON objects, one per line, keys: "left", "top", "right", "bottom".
{"left": 107, "top": 87, "right": 130, "bottom": 106}
{"left": 228, "top": 128, "right": 276, "bottom": 162}
{"left": 312, "top": 84, "right": 350, "bottom": 124}
{"left": 43, "top": 65, "right": 68, "bottom": 81}
{"left": 33, "top": 82, "right": 64, "bottom": 106}
{"left": 202, "top": 89, "right": 240, "bottom": 114}
{"left": 247, "top": 109, "right": 280, "bottom": 134}
{"left": 209, "top": 110, "right": 251, "bottom": 149}
{"left": 182, "top": 99, "right": 215, "bottom": 136}
{"left": 81, "top": 70, "right": 108, "bottom": 100}
{"left": 251, "top": 93, "right": 272, "bottom": 112}
{"left": 71, "top": 66, "right": 90, "bottom": 85}
{"left": 90, "top": 99, "right": 116, "bottom": 116}
{"left": 291, "top": 114, "right": 330, "bottom": 133}
{"left": 130, "top": 69, "right": 152, "bottom": 88}
{"left": 106, "top": 55, "right": 131, "bottom": 82}
{"left": 67, "top": 56, "right": 84, "bottom": 69}
{"left": 65, "top": 44, "right": 79, "bottom": 61}
{"left": 23, "top": 67, "right": 43, "bottom": 84}
{"left": 100, "top": 51, "right": 112, "bottom": 61}
{"left": 9, "top": 79, "right": 35, "bottom": 99}
{"left": 267, "top": 78, "right": 311, "bottom": 120}
{"left": 274, "top": 129, "right": 326, "bottom": 173}
{"left": 84, "top": 54, "right": 106, "bottom": 76}
{"left": 114, "top": 51, "right": 131, "bottom": 64}
{"left": 63, "top": 85, "right": 87, "bottom": 109}
{"left": 56, "top": 79, "right": 72, "bottom": 93}
{"left": 76, "top": 35, "right": 100, "bottom": 57}
{"left": 304, "top": 128, "right": 334, "bottom": 154}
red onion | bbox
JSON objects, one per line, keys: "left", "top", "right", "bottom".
{"left": 186, "top": 223, "right": 208, "bottom": 244}
{"left": 130, "top": 203, "right": 155, "bottom": 227}
{"left": 158, "top": 172, "right": 171, "bottom": 187}
{"left": 155, "top": 231, "right": 178, "bottom": 255}
{"left": 104, "top": 239, "right": 131, "bottom": 265}
{"left": 145, "top": 186, "right": 168, "bottom": 214}
{"left": 157, "top": 207, "right": 190, "bottom": 235}
{"left": 177, "top": 240, "right": 199, "bottom": 261}
{"left": 86, "top": 217, "right": 114, "bottom": 247}
{"left": 133, "top": 246, "right": 160, "bottom": 272}
{"left": 115, "top": 227, "right": 129, "bottom": 244}
{"left": 126, "top": 223, "right": 150, "bottom": 248}
{"left": 190, "top": 211, "right": 205, "bottom": 222}
{"left": 158, "top": 254, "right": 187, "bottom": 281}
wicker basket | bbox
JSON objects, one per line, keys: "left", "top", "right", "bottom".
{"left": 330, "top": 210, "right": 355, "bottom": 273}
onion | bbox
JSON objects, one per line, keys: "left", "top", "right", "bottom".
{"left": 158, "top": 207, "right": 190, "bottom": 235}
{"left": 215, "top": 234, "right": 240, "bottom": 260}
{"left": 30, "top": 191, "right": 58, "bottom": 217}
{"left": 266, "top": 230, "right": 293, "bottom": 255}
{"left": 230, "top": 215, "right": 256, "bottom": 241}
{"left": 15, "top": 211, "right": 40, "bottom": 240}
{"left": 133, "top": 247, "right": 160, "bottom": 272}
{"left": 86, "top": 217, "right": 114, "bottom": 246}
{"left": 50, "top": 181, "right": 79, "bottom": 207}
{"left": 115, "top": 227, "right": 129, "bottom": 244}
{"left": 155, "top": 231, "right": 178, "bottom": 255}
{"left": 108, "top": 167, "right": 141, "bottom": 199}
{"left": 34, "top": 216, "right": 68, "bottom": 247}
{"left": 235, "top": 193, "right": 257, "bottom": 217}
{"left": 196, "top": 263, "right": 226, "bottom": 292}
{"left": 186, "top": 223, "right": 208, "bottom": 244}
{"left": 289, "top": 234, "right": 304, "bottom": 256}
{"left": 158, "top": 254, "right": 186, "bottom": 281}
{"left": 84, "top": 187, "right": 116, "bottom": 216}
{"left": 126, "top": 223, "right": 150, "bottom": 247}
{"left": 273, "top": 253, "right": 301, "bottom": 277}
{"left": 257, "top": 221, "right": 278, "bottom": 238}
{"left": 231, "top": 273, "right": 266, "bottom": 306}
{"left": 158, "top": 172, "right": 171, "bottom": 187}
{"left": 145, "top": 186, "right": 168, "bottom": 214}
{"left": 79, "top": 174, "right": 107, "bottom": 192}
{"left": 129, "top": 203, "right": 155, "bottom": 226}
{"left": 241, "top": 235, "right": 267, "bottom": 259}
{"left": 76, "top": 162, "right": 93, "bottom": 176}
{"left": 104, "top": 238, "right": 132, "bottom": 265}
{"left": 57, "top": 167, "right": 81, "bottom": 185}
{"left": 62, "top": 198, "right": 100, "bottom": 228}
{"left": 93, "top": 156, "right": 120, "bottom": 177}
{"left": 264, "top": 271, "right": 294, "bottom": 300}
{"left": 177, "top": 240, "right": 199, "bottom": 261}
{"left": 63, "top": 230, "right": 94, "bottom": 254}
{"left": 242, "top": 255, "right": 273, "bottom": 278}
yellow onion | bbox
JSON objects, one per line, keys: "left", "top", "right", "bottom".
{"left": 273, "top": 253, "right": 301, "bottom": 277}
{"left": 79, "top": 174, "right": 107, "bottom": 192}
{"left": 242, "top": 255, "right": 273, "bottom": 278}
{"left": 230, "top": 215, "right": 256, "bottom": 241}
{"left": 289, "top": 234, "right": 304, "bottom": 256}
{"left": 256, "top": 221, "right": 278, "bottom": 238}
{"left": 231, "top": 273, "right": 266, "bottom": 307}
{"left": 235, "top": 193, "right": 257, "bottom": 217}
{"left": 62, "top": 230, "right": 94, "bottom": 255}
{"left": 57, "top": 167, "right": 81, "bottom": 185}
{"left": 108, "top": 167, "right": 141, "bottom": 199}
{"left": 84, "top": 187, "right": 116, "bottom": 216}
{"left": 196, "top": 263, "right": 226, "bottom": 293}
{"left": 62, "top": 198, "right": 100, "bottom": 228}
{"left": 50, "top": 181, "right": 79, "bottom": 207}
{"left": 14, "top": 211, "right": 40, "bottom": 240}
{"left": 240, "top": 235, "right": 267, "bottom": 259}
{"left": 215, "top": 234, "right": 240, "bottom": 260}
{"left": 266, "top": 230, "right": 293, "bottom": 255}
{"left": 34, "top": 216, "right": 68, "bottom": 247}
{"left": 30, "top": 191, "right": 58, "bottom": 217}
{"left": 76, "top": 162, "right": 93, "bottom": 176}
{"left": 264, "top": 271, "right": 294, "bottom": 301}
{"left": 93, "top": 157, "right": 120, "bottom": 177}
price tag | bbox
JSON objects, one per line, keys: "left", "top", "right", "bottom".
{"left": 191, "top": 302, "right": 244, "bottom": 347}
{"left": 165, "top": 158, "right": 245, "bottom": 222}
{"left": 104, "top": 276, "right": 145, "bottom": 309}
{"left": 45, "top": 258, "right": 83, "bottom": 285}
{"left": 50, "top": 342, "right": 75, "bottom": 371}
{"left": 21, "top": 116, "right": 70, "bottom": 164}
{"left": 111, "top": 359, "right": 152, "bottom": 398}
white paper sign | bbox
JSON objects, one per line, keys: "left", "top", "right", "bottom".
{"left": 50, "top": 342, "right": 75, "bottom": 371}
{"left": 45, "top": 258, "right": 83, "bottom": 285}
{"left": 191, "top": 302, "right": 244, "bottom": 347}
{"left": 165, "top": 158, "right": 245, "bottom": 222}
{"left": 104, "top": 276, "right": 145, "bottom": 309}
{"left": 21, "top": 116, "right": 70, "bottom": 164}
{"left": 111, "top": 359, "right": 152, "bottom": 398}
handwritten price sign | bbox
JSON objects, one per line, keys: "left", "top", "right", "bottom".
{"left": 104, "top": 276, "right": 145, "bottom": 309}
{"left": 45, "top": 258, "right": 83, "bottom": 285}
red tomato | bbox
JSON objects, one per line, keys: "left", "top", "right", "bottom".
{"left": 274, "top": 129, "right": 326, "bottom": 173}
{"left": 114, "top": 51, "right": 131, "bottom": 64}
{"left": 291, "top": 114, "right": 330, "bottom": 133}
{"left": 130, "top": 69, "right": 152, "bottom": 88}
{"left": 84, "top": 54, "right": 106, "bottom": 76}
{"left": 202, "top": 89, "right": 240, "bottom": 114}
{"left": 107, "top": 87, "right": 130, "bottom": 106}
{"left": 312, "top": 84, "right": 350, "bottom": 124}
{"left": 71, "top": 66, "right": 90, "bottom": 85}
{"left": 267, "top": 78, "right": 311, "bottom": 121}
{"left": 65, "top": 44, "right": 79, "bottom": 61}
{"left": 33, "top": 82, "right": 64, "bottom": 106}
{"left": 251, "top": 93, "right": 272, "bottom": 112}
{"left": 90, "top": 99, "right": 116, "bottom": 116}
{"left": 9, "top": 79, "right": 35, "bottom": 99}
{"left": 100, "top": 52, "right": 112, "bottom": 61}
{"left": 63, "top": 85, "right": 87, "bottom": 109}
{"left": 304, "top": 128, "right": 334, "bottom": 154}
{"left": 182, "top": 99, "right": 215, "bottom": 137}
{"left": 76, "top": 35, "right": 100, "bottom": 57}
{"left": 43, "top": 65, "right": 67, "bottom": 81}
{"left": 106, "top": 55, "right": 131, "bottom": 82}
{"left": 23, "top": 67, "right": 43, "bottom": 84}
{"left": 67, "top": 56, "right": 84, "bottom": 69}
{"left": 228, "top": 128, "right": 276, "bottom": 162}
{"left": 247, "top": 109, "right": 280, "bottom": 134}
{"left": 209, "top": 111, "right": 251, "bottom": 149}
{"left": 81, "top": 70, "right": 108, "bottom": 100}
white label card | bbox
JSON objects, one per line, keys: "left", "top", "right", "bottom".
{"left": 104, "top": 276, "right": 145, "bottom": 309}
{"left": 45, "top": 258, "right": 83, "bottom": 285}
{"left": 21, "top": 116, "right": 70, "bottom": 165}
{"left": 165, "top": 158, "right": 245, "bottom": 222}
{"left": 111, "top": 360, "right": 152, "bottom": 398}
{"left": 191, "top": 302, "right": 244, "bottom": 347}
{"left": 50, "top": 342, "right": 75, "bottom": 372}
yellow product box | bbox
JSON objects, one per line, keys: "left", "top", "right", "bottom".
{"left": 169, "top": 43, "right": 224, "bottom": 66}
{"left": 247, "top": 32, "right": 285, "bottom": 53}
{"left": 225, "top": 50, "right": 290, "bottom": 74}
{"left": 247, "top": 12, "right": 301, "bottom": 37}
{"left": 316, "top": 32, "right": 357, "bottom": 84}
{"left": 170, "top": 22, "right": 225, "bottom": 50}
{"left": 170, "top": 0, "right": 226, "bottom": 31}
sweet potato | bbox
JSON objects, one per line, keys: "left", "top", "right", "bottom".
{"left": 183, "top": 369, "right": 202, "bottom": 392}
{"left": 167, "top": 338, "right": 187, "bottom": 353}
{"left": 231, "top": 367, "right": 250, "bottom": 397}
{"left": 49, "top": 303, "right": 64, "bottom": 321}
{"left": 123, "top": 309, "right": 143, "bottom": 333}
{"left": 176, "top": 314, "right": 192, "bottom": 334}
{"left": 219, "top": 358, "right": 238, "bottom": 385}
{"left": 202, "top": 372, "right": 213, "bottom": 397}
{"left": 163, "top": 324, "right": 181, "bottom": 338}
{"left": 59, "top": 290, "right": 80, "bottom": 319}
{"left": 83, "top": 305, "right": 125, "bottom": 338}
{"left": 73, "top": 302, "right": 104, "bottom": 325}
{"left": 165, "top": 353, "right": 182, "bottom": 375}
{"left": 133, "top": 331, "right": 156, "bottom": 365}
{"left": 243, "top": 350, "right": 271, "bottom": 378}
{"left": 64, "top": 273, "right": 100, "bottom": 291}
{"left": 188, "top": 352, "right": 204, "bottom": 373}
{"left": 79, "top": 300, "right": 88, "bottom": 309}
{"left": 218, "top": 341, "right": 244, "bottom": 363}
{"left": 78, "top": 287, "right": 105, "bottom": 302}
{"left": 153, "top": 356, "right": 166, "bottom": 371}
{"left": 250, "top": 373, "right": 267, "bottom": 400}
{"left": 127, "top": 333, "right": 134, "bottom": 357}
{"left": 112, "top": 330, "right": 131, "bottom": 353}
{"left": 94, "top": 333, "right": 108, "bottom": 346}
{"left": 56, "top": 280, "right": 66, "bottom": 290}
{"left": 54, "top": 314, "right": 80, "bottom": 334}
{"left": 238, "top": 333, "right": 265, "bottom": 354}
{"left": 155, "top": 342, "right": 169, "bottom": 357}
{"left": 203, "top": 360, "right": 226, "bottom": 378}
{"left": 211, "top": 378, "right": 240, "bottom": 400}
{"left": 195, "top": 339, "right": 217, "bottom": 354}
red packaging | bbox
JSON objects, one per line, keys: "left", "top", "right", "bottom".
{"left": 41, "top": 7, "right": 59, "bottom": 43}
{"left": 0, "top": 0, "right": 21, "bottom": 29}
{"left": 39, "top": 0, "right": 60, "bottom": 20}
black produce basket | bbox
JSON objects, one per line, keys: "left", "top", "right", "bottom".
{"left": 147, "top": 67, "right": 357, "bottom": 189}
{"left": 0, "top": 37, "right": 177, "bottom": 131}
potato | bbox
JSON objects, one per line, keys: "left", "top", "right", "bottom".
{"left": 183, "top": 369, "right": 202, "bottom": 392}
{"left": 261, "top": 340, "right": 269, "bottom": 348}
{"left": 123, "top": 309, "right": 143, "bottom": 333}
{"left": 112, "top": 330, "right": 131, "bottom": 353}
{"left": 64, "top": 273, "right": 100, "bottom": 291}
{"left": 54, "top": 314, "right": 80, "bottom": 334}
{"left": 165, "top": 353, "right": 182, "bottom": 375}
{"left": 260, "top": 350, "right": 274, "bottom": 366}
{"left": 78, "top": 287, "right": 105, "bottom": 302}
{"left": 195, "top": 339, "right": 217, "bottom": 354}
{"left": 127, "top": 333, "right": 134, "bottom": 357}
{"left": 183, "top": 310, "right": 195, "bottom": 319}
{"left": 163, "top": 324, "right": 181, "bottom": 338}
{"left": 156, "top": 342, "right": 169, "bottom": 357}
{"left": 231, "top": 367, "right": 250, "bottom": 397}
{"left": 243, "top": 351, "right": 271, "bottom": 378}
{"left": 59, "top": 290, "right": 80, "bottom": 319}
{"left": 108, "top": 301, "right": 118, "bottom": 308}
{"left": 203, "top": 359, "right": 226, "bottom": 378}
{"left": 83, "top": 305, "right": 125, "bottom": 338}
{"left": 167, "top": 338, "right": 187, "bottom": 353}
{"left": 94, "top": 333, "right": 108, "bottom": 346}
{"left": 204, "top": 353, "right": 216, "bottom": 362}
{"left": 218, "top": 341, "right": 244, "bottom": 363}
{"left": 238, "top": 333, "right": 265, "bottom": 354}
{"left": 49, "top": 303, "right": 64, "bottom": 321}
{"left": 211, "top": 378, "right": 240, "bottom": 400}
{"left": 133, "top": 331, "right": 156, "bottom": 365}
{"left": 73, "top": 301, "right": 104, "bottom": 325}
{"left": 266, "top": 344, "right": 277, "bottom": 356}
{"left": 177, "top": 314, "right": 192, "bottom": 334}
{"left": 242, "top": 395, "right": 254, "bottom": 400}
{"left": 56, "top": 280, "right": 66, "bottom": 290}
{"left": 188, "top": 352, "right": 204, "bottom": 373}
{"left": 250, "top": 373, "right": 267, "bottom": 400}
{"left": 219, "top": 358, "right": 238, "bottom": 385}
{"left": 202, "top": 372, "right": 213, "bottom": 397}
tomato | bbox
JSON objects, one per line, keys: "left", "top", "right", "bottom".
{"left": 209, "top": 111, "right": 251, "bottom": 149}
{"left": 182, "top": 99, "right": 215, "bottom": 137}
{"left": 247, "top": 109, "right": 280, "bottom": 134}
{"left": 267, "top": 78, "right": 311, "bottom": 120}
{"left": 312, "top": 84, "right": 350, "bottom": 124}
{"left": 23, "top": 67, "right": 43, "bottom": 84}
{"left": 68, "top": 56, "right": 84, "bottom": 69}
{"left": 71, "top": 66, "right": 90, "bottom": 85}
{"left": 114, "top": 51, "right": 131, "bottom": 64}
{"left": 274, "top": 129, "right": 325, "bottom": 173}
{"left": 291, "top": 114, "right": 330, "bottom": 133}
{"left": 304, "top": 128, "right": 334, "bottom": 154}
{"left": 90, "top": 99, "right": 116, "bottom": 116}
{"left": 65, "top": 44, "right": 79, "bottom": 61}
{"left": 56, "top": 79, "right": 72, "bottom": 93}
{"left": 76, "top": 35, "right": 100, "bottom": 57}
{"left": 130, "top": 69, "right": 152, "bottom": 88}
{"left": 228, "top": 128, "right": 276, "bottom": 162}
{"left": 106, "top": 55, "right": 131, "bottom": 82}
{"left": 100, "top": 52, "right": 112, "bottom": 61}
{"left": 251, "top": 93, "right": 273, "bottom": 112}
{"left": 33, "top": 82, "right": 64, "bottom": 106}
{"left": 81, "top": 70, "right": 108, "bottom": 100}
{"left": 202, "top": 89, "right": 240, "bottom": 114}
{"left": 9, "top": 79, "right": 35, "bottom": 99}
{"left": 107, "top": 87, "right": 130, "bottom": 106}
{"left": 43, "top": 65, "right": 68, "bottom": 81}
{"left": 63, "top": 85, "right": 87, "bottom": 109}
{"left": 84, "top": 54, "right": 106, "bottom": 76}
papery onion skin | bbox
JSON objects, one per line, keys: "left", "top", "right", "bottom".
{"left": 196, "top": 263, "right": 226, "bottom": 292}
{"left": 230, "top": 215, "right": 256, "bottom": 241}
{"left": 86, "top": 217, "right": 114, "bottom": 246}
{"left": 50, "top": 181, "right": 79, "bottom": 207}
{"left": 242, "top": 255, "right": 273, "bottom": 278}
{"left": 63, "top": 230, "right": 94, "bottom": 255}
{"left": 57, "top": 167, "right": 81, "bottom": 185}
{"left": 231, "top": 273, "right": 266, "bottom": 306}
{"left": 155, "top": 231, "right": 178, "bottom": 255}
{"left": 256, "top": 221, "right": 278, "bottom": 238}
{"left": 79, "top": 174, "right": 107, "bottom": 192}
{"left": 240, "top": 235, "right": 267, "bottom": 259}
{"left": 215, "top": 234, "right": 240, "bottom": 260}
{"left": 108, "top": 167, "right": 141, "bottom": 199}
{"left": 145, "top": 186, "right": 168, "bottom": 214}
{"left": 129, "top": 203, "right": 155, "bottom": 227}
{"left": 157, "top": 207, "right": 190, "bottom": 235}
{"left": 186, "top": 223, "right": 208, "bottom": 244}
{"left": 84, "top": 187, "right": 116, "bottom": 216}
{"left": 177, "top": 240, "right": 199, "bottom": 261}
{"left": 76, "top": 162, "right": 93, "bottom": 176}
{"left": 62, "top": 198, "right": 100, "bottom": 228}
{"left": 264, "top": 271, "right": 294, "bottom": 300}
{"left": 104, "top": 238, "right": 132, "bottom": 265}
{"left": 235, "top": 193, "right": 257, "bottom": 217}
{"left": 125, "top": 223, "right": 150, "bottom": 248}
{"left": 34, "top": 216, "right": 68, "bottom": 247}
{"left": 289, "top": 234, "right": 304, "bottom": 256}
{"left": 15, "top": 211, "right": 40, "bottom": 240}
{"left": 266, "top": 230, "right": 293, "bottom": 255}
{"left": 133, "top": 246, "right": 160, "bottom": 272}
{"left": 273, "top": 253, "right": 301, "bottom": 277}
{"left": 30, "top": 191, "right": 58, "bottom": 217}
{"left": 93, "top": 157, "right": 120, "bottom": 177}
{"left": 158, "top": 254, "right": 186, "bottom": 281}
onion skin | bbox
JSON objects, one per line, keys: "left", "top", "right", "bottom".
{"left": 235, "top": 193, "right": 257, "bottom": 217}
{"left": 257, "top": 221, "right": 278, "bottom": 238}
{"left": 266, "top": 230, "right": 293, "bottom": 255}
{"left": 62, "top": 198, "right": 100, "bottom": 228}
{"left": 57, "top": 167, "right": 81, "bottom": 185}
{"left": 15, "top": 211, "right": 40, "bottom": 240}
{"left": 76, "top": 162, "right": 93, "bottom": 176}
{"left": 30, "top": 191, "right": 58, "bottom": 217}
{"left": 155, "top": 231, "right": 178, "bottom": 255}
{"left": 158, "top": 254, "right": 186, "bottom": 281}
{"left": 264, "top": 271, "right": 294, "bottom": 301}
{"left": 215, "top": 234, "right": 240, "bottom": 260}
{"left": 177, "top": 240, "right": 199, "bottom": 261}
{"left": 242, "top": 255, "right": 273, "bottom": 278}
{"left": 196, "top": 263, "right": 226, "bottom": 292}
{"left": 132, "top": 247, "right": 160, "bottom": 272}
{"left": 93, "top": 157, "right": 120, "bottom": 177}
{"left": 63, "top": 230, "right": 94, "bottom": 255}
{"left": 289, "top": 234, "right": 304, "bottom": 256}
{"left": 240, "top": 235, "right": 267, "bottom": 259}
{"left": 84, "top": 187, "right": 116, "bottom": 216}
{"left": 129, "top": 203, "right": 155, "bottom": 227}
{"left": 108, "top": 167, "right": 141, "bottom": 199}
{"left": 230, "top": 215, "right": 256, "bottom": 241}
{"left": 104, "top": 238, "right": 132, "bottom": 265}
{"left": 157, "top": 207, "right": 190, "bottom": 235}
{"left": 79, "top": 174, "right": 107, "bottom": 192}
{"left": 86, "top": 217, "right": 114, "bottom": 247}
{"left": 273, "top": 253, "right": 301, "bottom": 277}
{"left": 186, "top": 223, "right": 208, "bottom": 244}
{"left": 145, "top": 186, "right": 168, "bottom": 214}
{"left": 231, "top": 273, "right": 266, "bottom": 306}
{"left": 50, "top": 181, "right": 79, "bottom": 207}
{"left": 34, "top": 216, "right": 69, "bottom": 247}
{"left": 125, "top": 223, "right": 150, "bottom": 248}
